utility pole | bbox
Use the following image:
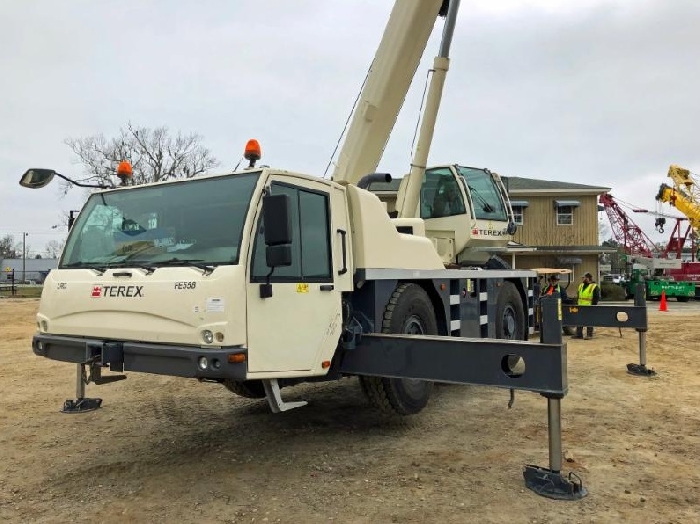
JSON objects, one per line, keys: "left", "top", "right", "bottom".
{"left": 22, "top": 232, "right": 28, "bottom": 283}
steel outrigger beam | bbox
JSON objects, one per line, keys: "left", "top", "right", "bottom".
{"left": 341, "top": 296, "right": 587, "bottom": 501}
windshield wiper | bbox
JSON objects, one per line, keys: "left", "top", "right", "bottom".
{"left": 61, "top": 262, "right": 108, "bottom": 275}
{"left": 150, "top": 258, "right": 216, "bottom": 275}
{"left": 468, "top": 185, "right": 496, "bottom": 213}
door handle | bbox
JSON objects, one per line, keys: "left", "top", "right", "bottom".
{"left": 337, "top": 228, "right": 347, "bottom": 275}
{"left": 320, "top": 285, "right": 334, "bottom": 292}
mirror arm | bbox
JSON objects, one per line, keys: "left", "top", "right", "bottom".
{"left": 55, "top": 171, "right": 114, "bottom": 189}
{"left": 260, "top": 267, "right": 275, "bottom": 299}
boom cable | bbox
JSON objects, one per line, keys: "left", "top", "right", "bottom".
{"left": 323, "top": 60, "right": 374, "bottom": 179}
{"left": 409, "top": 68, "right": 433, "bottom": 165}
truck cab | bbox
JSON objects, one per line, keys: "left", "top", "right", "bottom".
{"left": 34, "top": 167, "right": 445, "bottom": 382}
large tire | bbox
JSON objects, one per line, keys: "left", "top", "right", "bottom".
{"left": 495, "top": 281, "right": 526, "bottom": 340}
{"left": 223, "top": 379, "right": 267, "bottom": 399}
{"left": 360, "top": 283, "right": 438, "bottom": 416}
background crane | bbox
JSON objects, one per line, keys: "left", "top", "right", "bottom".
{"left": 656, "top": 164, "right": 700, "bottom": 238}
{"left": 599, "top": 192, "right": 657, "bottom": 258}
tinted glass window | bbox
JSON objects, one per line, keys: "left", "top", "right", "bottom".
{"left": 299, "top": 190, "right": 331, "bottom": 279}
{"left": 457, "top": 167, "right": 508, "bottom": 221}
{"left": 252, "top": 185, "right": 301, "bottom": 279}
{"left": 420, "top": 168, "right": 466, "bottom": 219}
{"left": 60, "top": 173, "right": 259, "bottom": 268}
{"left": 251, "top": 183, "right": 331, "bottom": 282}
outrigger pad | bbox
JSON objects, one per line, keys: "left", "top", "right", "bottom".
{"left": 523, "top": 465, "right": 588, "bottom": 500}
{"left": 626, "top": 363, "right": 656, "bottom": 377}
{"left": 61, "top": 398, "right": 103, "bottom": 414}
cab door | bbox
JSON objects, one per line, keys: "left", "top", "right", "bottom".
{"left": 245, "top": 179, "right": 345, "bottom": 374}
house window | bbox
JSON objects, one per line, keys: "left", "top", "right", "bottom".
{"left": 509, "top": 200, "right": 529, "bottom": 226}
{"left": 512, "top": 206, "right": 525, "bottom": 225}
{"left": 557, "top": 205, "right": 574, "bottom": 225}
{"left": 553, "top": 200, "right": 579, "bottom": 226}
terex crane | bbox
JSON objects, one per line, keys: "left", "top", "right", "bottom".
{"left": 19, "top": 1, "right": 547, "bottom": 419}
{"left": 19, "top": 1, "right": 590, "bottom": 498}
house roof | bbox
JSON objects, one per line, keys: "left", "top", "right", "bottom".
{"left": 365, "top": 173, "right": 611, "bottom": 195}
{"left": 502, "top": 176, "right": 610, "bottom": 194}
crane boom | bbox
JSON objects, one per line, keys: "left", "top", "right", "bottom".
{"left": 599, "top": 192, "right": 656, "bottom": 258}
{"left": 331, "top": 0, "right": 448, "bottom": 185}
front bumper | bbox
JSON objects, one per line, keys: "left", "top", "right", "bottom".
{"left": 32, "top": 333, "right": 247, "bottom": 380}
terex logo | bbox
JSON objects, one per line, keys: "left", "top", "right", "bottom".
{"left": 90, "top": 285, "right": 144, "bottom": 298}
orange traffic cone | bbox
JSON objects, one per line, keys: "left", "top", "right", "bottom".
{"left": 659, "top": 290, "right": 668, "bottom": 312}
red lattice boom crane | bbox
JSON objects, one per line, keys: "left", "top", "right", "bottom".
{"left": 599, "top": 193, "right": 657, "bottom": 258}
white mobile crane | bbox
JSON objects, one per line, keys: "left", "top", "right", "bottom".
{"left": 21, "top": 0, "right": 535, "bottom": 414}
{"left": 21, "top": 0, "right": 589, "bottom": 499}
{"left": 21, "top": 1, "right": 545, "bottom": 417}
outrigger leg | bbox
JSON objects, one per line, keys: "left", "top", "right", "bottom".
{"left": 523, "top": 395, "right": 588, "bottom": 500}
{"left": 523, "top": 296, "right": 587, "bottom": 500}
{"left": 60, "top": 362, "right": 127, "bottom": 414}
{"left": 627, "top": 284, "right": 656, "bottom": 377}
{"left": 61, "top": 363, "right": 102, "bottom": 413}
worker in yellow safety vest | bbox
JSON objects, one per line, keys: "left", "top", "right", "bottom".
{"left": 572, "top": 272, "right": 600, "bottom": 339}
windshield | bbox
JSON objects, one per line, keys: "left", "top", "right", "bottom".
{"left": 456, "top": 166, "right": 508, "bottom": 221}
{"left": 60, "top": 172, "right": 259, "bottom": 269}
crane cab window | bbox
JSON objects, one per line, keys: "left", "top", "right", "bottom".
{"left": 420, "top": 168, "right": 466, "bottom": 219}
{"left": 456, "top": 166, "right": 508, "bottom": 221}
{"left": 250, "top": 183, "right": 332, "bottom": 282}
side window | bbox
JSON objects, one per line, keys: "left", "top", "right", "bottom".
{"left": 251, "top": 184, "right": 331, "bottom": 282}
{"left": 299, "top": 190, "right": 332, "bottom": 279}
{"left": 512, "top": 206, "right": 524, "bottom": 225}
{"left": 557, "top": 205, "right": 574, "bottom": 225}
{"left": 420, "top": 168, "right": 466, "bottom": 219}
{"left": 252, "top": 185, "right": 301, "bottom": 279}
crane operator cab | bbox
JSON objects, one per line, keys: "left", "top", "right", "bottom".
{"left": 395, "top": 164, "right": 517, "bottom": 267}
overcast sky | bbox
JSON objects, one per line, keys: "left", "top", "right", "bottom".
{"left": 1, "top": 0, "right": 698, "bottom": 255}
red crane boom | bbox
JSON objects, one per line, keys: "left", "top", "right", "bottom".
{"left": 599, "top": 193, "right": 657, "bottom": 258}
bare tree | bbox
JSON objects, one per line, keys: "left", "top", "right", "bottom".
{"left": 0, "top": 235, "right": 20, "bottom": 259}
{"left": 44, "top": 240, "right": 65, "bottom": 259}
{"left": 62, "top": 122, "right": 220, "bottom": 192}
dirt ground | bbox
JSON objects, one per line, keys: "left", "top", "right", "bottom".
{"left": 1, "top": 298, "right": 699, "bottom": 524}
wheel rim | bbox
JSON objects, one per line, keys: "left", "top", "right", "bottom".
{"left": 401, "top": 315, "right": 426, "bottom": 395}
{"left": 403, "top": 315, "right": 424, "bottom": 335}
{"left": 501, "top": 304, "right": 517, "bottom": 339}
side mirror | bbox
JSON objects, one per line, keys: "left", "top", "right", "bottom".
{"left": 19, "top": 169, "right": 56, "bottom": 189}
{"left": 263, "top": 193, "right": 292, "bottom": 246}
{"left": 262, "top": 193, "right": 292, "bottom": 268}
{"left": 259, "top": 193, "right": 293, "bottom": 299}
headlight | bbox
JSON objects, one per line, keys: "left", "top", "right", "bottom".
{"left": 198, "top": 356, "right": 208, "bottom": 370}
{"left": 201, "top": 330, "right": 214, "bottom": 344}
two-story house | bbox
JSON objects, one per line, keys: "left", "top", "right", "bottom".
{"left": 501, "top": 176, "right": 614, "bottom": 280}
{"left": 366, "top": 172, "right": 614, "bottom": 281}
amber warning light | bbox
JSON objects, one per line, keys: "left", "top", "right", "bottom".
{"left": 116, "top": 160, "right": 133, "bottom": 186}
{"left": 244, "top": 139, "right": 261, "bottom": 168}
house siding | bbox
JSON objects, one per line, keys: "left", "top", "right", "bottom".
{"left": 511, "top": 194, "right": 600, "bottom": 247}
